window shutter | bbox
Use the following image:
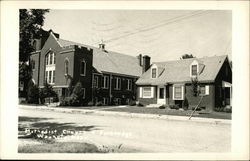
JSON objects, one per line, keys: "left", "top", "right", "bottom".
{"left": 181, "top": 85, "right": 185, "bottom": 100}
{"left": 151, "top": 87, "right": 154, "bottom": 98}
{"left": 205, "top": 85, "right": 209, "bottom": 95}
{"left": 139, "top": 87, "right": 142, "bottom": 98}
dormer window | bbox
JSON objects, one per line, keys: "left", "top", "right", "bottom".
{"left": 191, "top": 65, "right": 197, "bottom": 76}
{"left": 190, "top": 60, "right": 199, "bottom": 77}
{"left": 151, "top": 64, "right": 158, "bottom": 78}
{"left": 152, "top": 68, "right": 157, "bottom": 78}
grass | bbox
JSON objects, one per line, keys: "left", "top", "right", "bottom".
{"left": 101, "top": 106, "right": 232, "bottom": 120}
{"left": 18, "top": 141, "right": 101, "bottom": 153}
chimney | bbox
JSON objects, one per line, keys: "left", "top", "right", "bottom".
{"left": 137, "top": 54, "right": 142, "bottom": 66}
{"left": 143, "top": 55, "right": 151, "bottom": 73}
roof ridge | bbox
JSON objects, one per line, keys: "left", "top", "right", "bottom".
{"left": 153, "top": 55, "right": 227, "bottom": 64}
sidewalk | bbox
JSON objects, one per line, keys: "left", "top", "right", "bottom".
{"left": 19, "top": 104, "right": 231, "bottom": 125}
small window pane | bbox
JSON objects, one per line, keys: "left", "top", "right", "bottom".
{"left": 143, "top": 87, "right": 151, "bottom": 97}
{"left": 52, "top": 70, "right": 55, "bottom": 83}
{"left": 192, "top": 65, "right": 197, "bottom": 76}
{"left": 152, "top": 68, "right": 157, "bottom": 78}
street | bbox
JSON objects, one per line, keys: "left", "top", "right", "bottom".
{"left": 19, "top": 106, "right": 231, "bottom": 153}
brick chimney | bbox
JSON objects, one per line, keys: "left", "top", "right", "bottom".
{"left": 137, "top": 54, "right": 142, "bottom": 66}
{"left": 143, "top": 55, "right": 151, "bottom": 73}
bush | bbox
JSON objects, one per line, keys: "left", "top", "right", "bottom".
{"left": 39, "top": 83, "right": 58, "bottom": 104}
{"left": 169, "top": 104, "right": 180, "bottom": 110}
{"left": 159, "top": 105, "right": 166, "bottom": 109}
{"left": 128, "top": 100, "right": 136, "bottom": 106}
{"left": 183, "top": 97, "right": 189, "bottom": 110}
{"left": 191, "top": 106, "right": 202, "bottom": 111}
{"left": 96, "top": 101, "right": 103, "bottom": 106}
{"left": 87, "top": 101, "right": 94, "bottom": 106}
{"left": 27, "top": 80, "right": 39, "bottom": 104}
{"left": 60, "top": 97, "right": 71, "bottom": 106}
{"left": 214, "top": 106, "right": 224, "bottom": 112}
{"left": 223, "top": 106, "right": 232, "bottom": 113}
{"left": 137, "top": 102, "right": 144, "bottom": 107}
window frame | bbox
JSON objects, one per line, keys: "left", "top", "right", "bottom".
{"left": 80, "top": 59, "right": 86, "bottom": 76}
{"left": 199, "top": 85, "right": 209, "bottom": 96}
{"left": 151, "top": 68, "right": 157, "bottom": 78}
{"left": 102, "top": 75, "right": 109, "bottom": 89}
{"left": 114, "top": 77, "right": 121, "bottom": 90}
{"left": 173, "top": 85, "right": 184, "bottom": 100}
{"left": 93, "top": 76, "right": 99, "bottom": 88}
{"left": 191, "top": 65, "right": 198, "bottom": 76}
{"left": 142, "top": 87, "right": 153, "bottom": 98}
{"left": 127, "top": 79, "right": 132, "bottom": 90}
{"left": 64, "top": 59, "right": 69, "bottom": 75}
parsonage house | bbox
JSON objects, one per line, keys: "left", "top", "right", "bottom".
{"left": 29, "top": 30, "right": 149, "bottom": 105}
{"left": 136, "top": 55, "right": 232, "bottom": 111}
{"left": 28, "top": 29, "right": 232, "bottom": 110}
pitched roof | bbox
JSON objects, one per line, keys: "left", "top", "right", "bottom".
{"left": 57, "top": 38, "right": 143, "bottom": 77}
{"left": 136, "top": 55, "right": 228, "bottom": 85}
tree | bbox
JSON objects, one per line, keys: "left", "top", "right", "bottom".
{"left": 19, "top": 62, "right": 33, "bottom": 97}
{"left": 27, "top": 80, "right": 39, "bottom": 104}
{"left": 39, "top": 83, "right": 58, "bottom": 104}
{"left": 181, "top": 54, "right": 195, "bottom": 59}
{"left": 191, "top": 77, "right": 199, "bottom": 97}
{"left": 69, "top": 82, "right": 85, "bottom": 106}
{"left": 19, "top": 9, "right": 49, "bottom": 62}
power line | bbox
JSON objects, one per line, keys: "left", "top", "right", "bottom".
{"left": 91, "top": 10, "right": 208, "bottom": 46}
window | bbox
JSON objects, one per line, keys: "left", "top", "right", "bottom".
{"left": 127, "top": 79, "right": 132, "bottom": 90}
{"left": 65, "top": 59, "right": 69, "bottom": 75}
{"left": 80, "top": 60, "right": 86, "bottom": 76}
{"left": 49, "top": 71, "right": 52, "bottom": 83}
{"left": 115, "top": 77, "right": 121, "bottom": 90}
{"left": 45, "top": 71, "right": 48, "bottom": 83}
{"left": 49, "top": 53, "right": 53, "bottom": 64}
{"left": 152, "top": 68, "right": 157, "bottom": 78}
{"left": 143, "top": 87, "right": 152, "bottom": 98}
{"left": 82, "top": 88, "right": 85, "bottom": 99}
{"left": 52, "top": 71, "right": 55, "bottom": 83}
{"left": 191, "top": 65, "right": 197, "bottom": 76}
{"left": 54, "top": 53, "right": 56, "bottom": 64}
{"left": 199, "top": 85, "right": 209, "bottom": 95}
{"left": 103, "top": 98, "right": 108, "bottom": 105}
{"left": 93, "top": 76, "right": 99, "bottom": 88}
{"left": 173, "top": 85, "right": 184, "bottom": 100}
{"left": 102, "top": 76, "right": 109, "bottom": 89}
{"left": 46, "top": 55, "right": 48, "bottom": 65}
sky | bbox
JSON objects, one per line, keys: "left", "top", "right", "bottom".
{"left": 43, "top": 10, "right": 232, "bottom": 62}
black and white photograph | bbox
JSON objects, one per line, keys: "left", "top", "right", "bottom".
{"left": 0, "top": 1, "right": 249, "bottom": 160}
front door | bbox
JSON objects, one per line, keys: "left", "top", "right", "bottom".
{"left": 157, "top": 86, "right": 166, "bottom": 105}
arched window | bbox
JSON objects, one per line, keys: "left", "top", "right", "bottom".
{"left": 80, "top": 59, "right": 86, "bottom": 76}
{"left": 65, "top": 59, "right": 69, "bottom": 75}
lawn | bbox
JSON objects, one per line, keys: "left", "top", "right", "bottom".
{"left": 100, "top": 106, "right": 232, "bottom": 120}
{"left": 18, "top": 141, "right": 101, "bottom": 153}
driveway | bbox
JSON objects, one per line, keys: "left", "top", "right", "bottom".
{"left": 19, "top": 106, "right": 231, "bottom": 153}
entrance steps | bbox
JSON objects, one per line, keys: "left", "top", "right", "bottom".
{"left": 146, "top": 104, "right": 163, "bottom": 108}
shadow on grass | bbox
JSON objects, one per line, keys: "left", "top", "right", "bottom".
{"left": 18, "top": 116, "right": 100, "bottom": 140}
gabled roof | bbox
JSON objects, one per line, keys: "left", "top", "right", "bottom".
{"left": 57, "top": 38, "right": 143, "bottom": 77}
{"left": 136, "top": 55, "right": 228, "bottom": 85}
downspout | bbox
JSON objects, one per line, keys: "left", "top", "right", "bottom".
{"left": 37, "top": 51, "right": 41, "bottom": 86}
{"left": 109, "top": 74, "right": 112, "bottom": 104}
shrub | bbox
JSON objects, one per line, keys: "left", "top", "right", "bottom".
{"left": 27, "top": 80, "right": 39, "bottom": 104}
{"left": 159, "top": 105, "right": 166, "bottom": 109}
{"left": 191, "top": 106, "right": 202, "bottom": 111}
{"left": 128, "top": 100, "right": 136, "bottom": 106}
{"left": 87, "top": 101, "right": 94, "bottom": 106}
{"left": 137, "top": 102, "right": 144, "bottom": 107}
{"left": 183, "top": 97, "right": 189, "bottom": 110}
{"left": 169, "top": 104, "right": 180, "bottom": 110}
{"left": 60, "top": 97, "right": 71, "bottom": 106}
{"left": 214, "top": 106, "right": 224, "bottom": 112}
{"left": 96, "top": 101, "right": 103, "bottom": 106}
{"left": 39, "top": 83, "right": 58, "bottom": 104}
{"left": 223, "top": 106, "right": 232, "bottom": 113}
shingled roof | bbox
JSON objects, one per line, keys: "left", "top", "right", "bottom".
{"left": 57, "top": 38, "right": 143, "bottom": 77}
{"left": 136, "top": 55, "right": 228, "bottom": 85}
